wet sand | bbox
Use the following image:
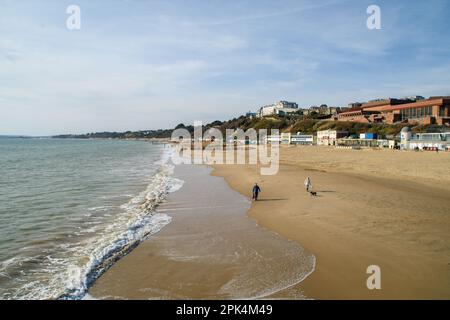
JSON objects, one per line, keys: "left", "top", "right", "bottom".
{"left": 89, "top": 164, "right": 315, "bottom": 299}
{"left": 212, "top": 146, "right": 450, "bottom": 299}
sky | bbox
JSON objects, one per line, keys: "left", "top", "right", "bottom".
{"left": 1, "top": 0, "right": 450, "bottom": 136}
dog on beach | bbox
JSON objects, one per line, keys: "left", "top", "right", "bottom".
{"left": 310, "top": 191, "right": 317, "bottom": 197}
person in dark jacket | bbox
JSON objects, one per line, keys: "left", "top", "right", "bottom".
{"left": 252, "top": 183, "right": 261, "bottom": 201}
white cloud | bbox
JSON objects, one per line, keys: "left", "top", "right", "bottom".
{"left": 1, "top": 0, "right": 449, "bottom": 135}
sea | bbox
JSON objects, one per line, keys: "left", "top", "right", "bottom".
{"left": 0, "top": 138, "right": 182, "bottom": 300}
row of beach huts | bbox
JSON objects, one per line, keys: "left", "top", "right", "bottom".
{"left": 264, "top": 128, "right": 450, "bottom": 151}
{"left": 175, "top": 127, "right": 450, "bottom": 152}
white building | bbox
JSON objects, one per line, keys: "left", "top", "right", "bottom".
{"left": 400, "top": 127, "right": 450, "bottom": 151}
{"left": 259, "top": 105, "right": 277, "bottom": 117}
{"left": 265, "top": 134, "right": 281, "bottom": 144}
{"left": 268, "top": 132, "right": 314, "bottom": 145}
{"left": 317, "top": 130, "right": 348, "bottom": 146}
{"left": 281, "top": 133, "right": 292, "bottom": 145}
{"left": 291, "top": 133, "right": 314, "bottom": 145}
{"left": 258, "top": 101, "right": 299, "bottom": 117}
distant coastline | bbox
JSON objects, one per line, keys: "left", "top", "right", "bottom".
{"left": 0, "top": 135, "right": 33, "bottom": 139}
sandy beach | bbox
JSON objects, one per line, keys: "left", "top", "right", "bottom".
{"left": 89, "top": 164, "right": 315, "bottom": 299}
{"left": 90, "top": 146, "right": 450, "bottom": 300}
{"left": 213, "top": 146, "right": 450, "bottom": 299}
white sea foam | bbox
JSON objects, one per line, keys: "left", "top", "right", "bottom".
{"left": 0, "top": 145, "right": 185, "bottom": 300}
{"left": 59, "top": 148, "right": 184, "bottom": 300}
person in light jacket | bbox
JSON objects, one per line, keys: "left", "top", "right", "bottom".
{"left": 304, "top": 177, "right": 312, "bottom": 192}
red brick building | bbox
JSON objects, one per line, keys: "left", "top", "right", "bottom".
{"left": 336, "top": 97, "right": 450, "bottom": 125}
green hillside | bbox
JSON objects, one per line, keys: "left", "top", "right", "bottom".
{"left": 53, "top": 114, "right": 449, "bottom": 140}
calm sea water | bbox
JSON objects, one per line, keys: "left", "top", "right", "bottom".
{"left": 0, "top": 138, "right": 182, "bottom": 299}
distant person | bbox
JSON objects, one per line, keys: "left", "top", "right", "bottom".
{"left": 252, "top": 183, "right": 261, "bottom": 201}
{"left": 304, "top": 177, "right": 312, "bottom": 192}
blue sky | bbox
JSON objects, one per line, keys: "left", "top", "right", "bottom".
{"left": 1, "top": 0, "right": 450, "bottom": 135}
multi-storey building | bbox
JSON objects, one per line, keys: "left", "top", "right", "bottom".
{"left": 316, "top": 130, "right": 349, "bottom": 146}
{"left": 337, "top": 97, "right": 450, "bottom": 125}
{"left": 258, "top": 101, "right": 299, "bottom": 117}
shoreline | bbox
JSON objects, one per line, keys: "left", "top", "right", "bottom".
{"left": 212, "top": 146, "right": 450, "bottom": 299}
{"left": 88, "top": 145, "right": 450, "bottom": 300}
{"left": 89, "top": 164, "right": 315, "bottom": 299}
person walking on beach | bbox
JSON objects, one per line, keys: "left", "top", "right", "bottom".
{"left": 304, "top": 177, "right": 312, "bottom": 192}
{"left": 252, "top": 183, "right": 261, "bottom": 201}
